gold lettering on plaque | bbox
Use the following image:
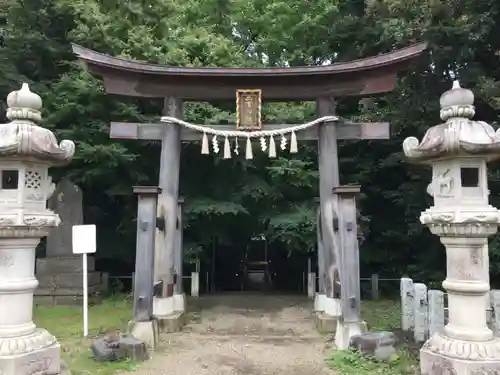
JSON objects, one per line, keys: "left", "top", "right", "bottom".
{"left": 236, "top": 89, "right": 262, "bottom": 130}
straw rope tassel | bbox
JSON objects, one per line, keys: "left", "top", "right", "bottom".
{"left": 260, "top": 136, "right": 267, "bottom": 152}
{"left": 268, "top": 135, "right": 276, "bottom": 158}
{"left": 223, "top": 136, "right": 231, "bottom": 159}
{"left": 245, "top": 136, "right": 253, "bottom": 159}
{"left": 290, "top": 131, "right": 298, "bottom": 153}
{"left": 212, "top": 135, "right": 219, "bottom": 154}
{"left": 234, "top": 137, "right": 240, "bottom": 155}
{"left": 201, "top": 132, "right": 209, "bottom": 154}
{"left": 280, "top": 135, "right": 287, "bottom": 150}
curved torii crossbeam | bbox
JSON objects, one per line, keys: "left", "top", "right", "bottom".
{"left": 72, "top": 43, "right": 427, "bottom": 100}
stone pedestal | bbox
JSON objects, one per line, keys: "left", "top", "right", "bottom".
{"left": 0, "top": 233, "right": 64, "bottom": 375}
{"left": 35, "top": 255, "right": 103, "bottom": 305}
{"left": 419, "top": 229, "right": 500, "bottom": 375}
{"left": 420, "top": 334, "right": 500, "bottom": 375}
{"left": 402, "top": 81, "right": 500, "bottom": 375}
{"left": 0, "top": 336, "right": 61, "bottom": 375}
{"left": 0, "top": 83, "right": 75, "bottom": 375}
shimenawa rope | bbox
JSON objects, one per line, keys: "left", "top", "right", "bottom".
{"left": 160, "top": 115, "right": 339, "bottom": 159}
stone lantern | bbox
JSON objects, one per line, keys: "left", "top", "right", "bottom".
{"left": 0, "top": 83, "right": 74, "bottom": 375}
{"left": 403, "top": 81, "right": 500, "bottom": 375}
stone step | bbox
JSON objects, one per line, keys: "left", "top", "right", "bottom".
{"left": 36, "top": 272, "right": 102, "bottom": 289}
{"left": 36, "top": 255, "right": 96, "bottom": 274}
{"left": 35, "top": 284, "right": 102, "bottom": 296}
{"left": 35, "top": 294, "right": 103, "bottom": 306}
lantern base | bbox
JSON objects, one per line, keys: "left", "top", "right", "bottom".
{"left": 0, "top": 332, "right": 61, "bottom": 375}
{"left": 420, "top": 333, "right": 500, "bottom": 375}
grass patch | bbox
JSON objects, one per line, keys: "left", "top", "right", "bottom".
{"left": 327, "top": 299, "right": 420, "bottom": 375}
{"left": 327, "top": 346, "right": 419, "bottom": 375}
{"left": 34, "top": 295, "right": 138, "bottom": 375}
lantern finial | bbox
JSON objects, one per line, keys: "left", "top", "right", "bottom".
{"left": 6, "top": 83, "right": 43, "bottom": 122}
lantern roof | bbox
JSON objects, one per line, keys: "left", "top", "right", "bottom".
{"left": 403, "top": 81, "right": 500, "bottom": 162}
{"left": 0, "top": 83, "right": 75, "bottom": 164}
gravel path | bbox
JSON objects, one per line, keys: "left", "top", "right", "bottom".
{"left": 120, "top": 294, "right": 335, "bottom": 375}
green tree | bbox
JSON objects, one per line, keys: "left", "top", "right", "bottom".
{"left": 4, "top": 0, "right": 500, "bottom": 285}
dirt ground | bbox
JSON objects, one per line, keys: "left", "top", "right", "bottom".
{"left": 120, "top": 294, "right": 335, "bottom": 375}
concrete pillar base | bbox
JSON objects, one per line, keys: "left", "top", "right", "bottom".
{"left": 315, "top": 297, "right": 341, "bottom": 334}
{"left": 0, "top": 329, "right": 61, "bottom": 375}
{"left": 335, "top": 319, "right": 368, "bottom": 350}
{"left": 173, "top": 293, "right": 186, "bottom": 313}
{"left": 314, "top": 293, "right": 325, "bottom": 312}
{"left": 128, "top": 320, "right": 158, "bottom": 350}
{"left": 156, "top": 313, "right": 185, "bottom": 333}
{"left": 324, "top": 297, "right": 341, "bottom": 316}
{"left": 153, "top": 296, "right": 174, "bottom": 316}
{"left": 314, "top": 313, "right": 338, "bottom": 334}
{"left": 154, "top": 295, "right": 185, "bottom": 333}
{"left": 420, "top": 333, "right": 500, "bottom": 375}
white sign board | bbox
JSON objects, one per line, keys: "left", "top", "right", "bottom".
{"left": 72, "top": 224, "right": 96, "bottom": 254}
{"left": 72, "top": 224, "right": 97, "bottom": 337}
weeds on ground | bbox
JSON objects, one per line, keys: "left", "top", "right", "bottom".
{"left": 328, "top": 346, "right": 419, "bottom": 375}
{"left": 327, "top": 299, "right": 420, "bottom": 375}
{"left": 34, "top": 294, "right": 136, "bottom": 375}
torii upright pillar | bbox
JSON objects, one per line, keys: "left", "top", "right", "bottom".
{"left": 152, "top": 97, "right": 185, "bottom": 332}
{"left": 173, "top": 197, "right": 185, "bottom": 313}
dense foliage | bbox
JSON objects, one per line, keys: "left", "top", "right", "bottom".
{"left": 3, "top": 0, "right": 500, "bottom": 284}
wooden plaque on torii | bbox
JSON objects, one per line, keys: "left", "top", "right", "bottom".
{"left": 236, "top": 89, "right": 262, "bottom": 130}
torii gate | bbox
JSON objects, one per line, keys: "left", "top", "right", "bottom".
{"left": 72, "top": 43, "right": 427, "bottom": 335}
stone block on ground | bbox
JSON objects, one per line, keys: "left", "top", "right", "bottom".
{"left": 349, "top": 331, "right": 398, "bottom": 361}
{"left": 314, "top": 312, "right": 338, "bottom": 334}
{"left": 91, "top": 336, "right": 123, "bottom": 362}
{"left": 128, "top": 319, "right": 158, "bottom": 350}
{"left": 156, "top": 312, "right": 185, "bottom": 333}
{"left": 91, "top": 334, "right": 149, "bottom": 363}
{"left": 118, "top": 334, "right": 149, "bottom": 361}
